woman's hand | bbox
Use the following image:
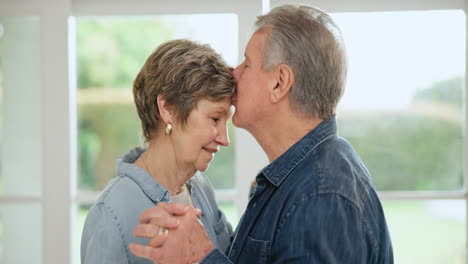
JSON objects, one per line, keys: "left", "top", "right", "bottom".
{"left": 130, "top": 202, "right": 214, "bottom": 264}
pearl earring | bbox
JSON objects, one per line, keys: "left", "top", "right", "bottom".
{"left": 165, "top": 122, "right": 172, "bottom": 135}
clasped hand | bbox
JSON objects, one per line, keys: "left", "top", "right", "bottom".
{"left": 129, "top": 202, "right": 214, "bottom": 264}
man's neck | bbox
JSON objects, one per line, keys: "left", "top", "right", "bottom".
{"left": 249, "top": 112, "right": 323, "bottom": 163}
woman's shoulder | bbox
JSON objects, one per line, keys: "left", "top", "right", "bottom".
{"left": 81, "top": 175, "right": 157, "bottom": 264}
{"left": 96, "top": 175, "right": 135, "bottom": 203}
{"left": 92, "top": 175, "right": 155, "bottom": 218}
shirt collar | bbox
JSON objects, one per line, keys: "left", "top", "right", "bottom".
{"left": 260, "top": 116, "right": 337, "bottom": 187}
{"left": 117, "top": 147, "right": 171, "bottom": 203}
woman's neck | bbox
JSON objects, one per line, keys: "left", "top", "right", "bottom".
{"left": 135, "top": 138, "right": 195, "bottom": 196}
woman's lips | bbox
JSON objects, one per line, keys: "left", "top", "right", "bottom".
{"left": 202, "top": 147, "right": 218, "bottom": 154}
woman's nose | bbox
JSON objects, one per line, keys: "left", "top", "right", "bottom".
{"left": 215, "top": 126, "right": 229, "bottom": 147}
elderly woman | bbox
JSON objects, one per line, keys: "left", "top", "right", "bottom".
{"left": 81, "top": 39, "right": 234, "bottom": 264}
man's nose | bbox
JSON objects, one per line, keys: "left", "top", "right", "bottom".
{"left": 232, "top": 65, "right": 241, "bottom": 83}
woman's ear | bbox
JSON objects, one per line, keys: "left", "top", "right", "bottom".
{"left": 270, "top": 64, "right": 294, "bottom": 103}
{"left": 157, "top": 95, "right": 173, "bottom": 123}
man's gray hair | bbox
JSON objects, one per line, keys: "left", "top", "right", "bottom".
{"left": 256, "top": 5, "right": 347, "bottom": 119}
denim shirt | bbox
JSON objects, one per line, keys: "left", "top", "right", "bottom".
{"left": 81, "top": 147, "right": 233, "bottom": 264}
{"left": 202, "top": 117, "right": 393, "bottom": 263}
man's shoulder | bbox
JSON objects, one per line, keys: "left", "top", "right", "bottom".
{"left": 288, "top": 135, "right": 375, "bottom": 210}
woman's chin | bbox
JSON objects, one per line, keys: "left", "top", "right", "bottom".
{"left": 196, "top": 162, "right": 211, "bottom": 172}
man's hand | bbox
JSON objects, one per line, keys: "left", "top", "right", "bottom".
{"left": 129, "top": 202, "right": 214, "bottom": 264}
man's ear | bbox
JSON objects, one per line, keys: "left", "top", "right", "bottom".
{"left": 271, "top": 64, "right": 294, "bottom": 103}
{"left": 157, "top": 95, "right": 173, "bottom": 123}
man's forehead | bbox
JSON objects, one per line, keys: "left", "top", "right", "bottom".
{"left": 245, "top": 31, "right": 267, "bottom": 56}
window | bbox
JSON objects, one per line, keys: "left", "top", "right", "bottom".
{"left": 331, "top": 10, "right": 466, "bottom": 263}
{"left": 383, "top": 200, "right": 466, "bottom": 263}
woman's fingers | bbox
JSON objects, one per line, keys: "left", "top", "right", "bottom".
{"left": 148, "top": 229, "right": 169, "bottom": 247}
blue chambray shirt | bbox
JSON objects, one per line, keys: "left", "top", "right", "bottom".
{"left": 202, "top": 117, "right": 394, "bottom": 263}
{"left": 81, "top": 147, "right": 233, "bottom": 264}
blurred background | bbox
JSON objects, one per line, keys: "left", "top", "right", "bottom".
{"left": 1, "top": 0, "right": 467, "bottom": 263}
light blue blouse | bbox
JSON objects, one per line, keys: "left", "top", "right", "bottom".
{"left": 81, "top": 147, "right": 233, "bottom": 264}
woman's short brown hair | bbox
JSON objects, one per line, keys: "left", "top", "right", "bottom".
{"left": 133, "top": 39, "right": 235, "bottom": 142}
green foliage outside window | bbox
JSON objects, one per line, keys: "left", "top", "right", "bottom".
{"left": 77, "top": 19, "right": 174, "bottom": 89}
{"left": 340, "top": 76, "right": 463, "bottom": 190}
{"left": 413, "top": 77, "right": 463, "bottom": 110}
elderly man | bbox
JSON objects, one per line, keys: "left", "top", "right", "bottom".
{"left": 130, "top": 4, "right": 394, "bottom": 263}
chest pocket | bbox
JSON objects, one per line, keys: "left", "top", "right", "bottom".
{"left": 239, "top": 236, "right": 271, "bottom": 264}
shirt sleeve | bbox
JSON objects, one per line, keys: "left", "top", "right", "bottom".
{"left": 193, "top": 172, "right": 234, "bottom": 253}
{"left": 200, "top": 248, "right": 233, "bottom": 264}
{"left": 212, "top": 207, "right": 234, "bottom": 254}
{"left": 271, "top": 193, "right": 370, "bottom": 263}
{"left": 80, "top": 203, "right": 129, "bottom": 264}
